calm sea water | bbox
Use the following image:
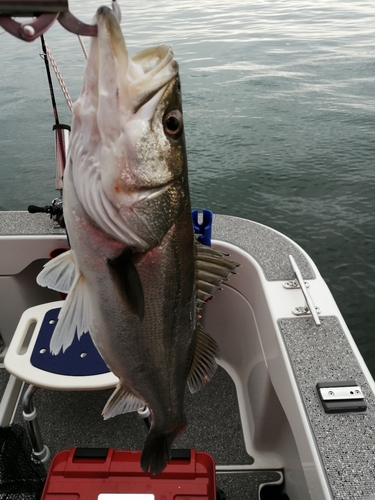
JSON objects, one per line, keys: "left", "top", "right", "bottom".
{"left": 1, "top": 1, "right": 375, "bottom": 373}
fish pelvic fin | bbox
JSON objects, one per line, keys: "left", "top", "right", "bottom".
{"left": 195, "top": 241, "right": 239, "bottom": 309}
{"left": 107, "top": 250, "right": 145, "bottom": 321}
{"left": 102, "top": 383, "right": 146, "bottom": 420}
{"left": 187, "top": 323, "right": 220, "bottom": 394}
{"left": 49, "top": 271, "right": 91, "bottom": 355}
{"left": 140, "top": 425, "right": 185, "bottom": 476}
{"left": 36, "top": 249, "right": 77, "bottom": 293}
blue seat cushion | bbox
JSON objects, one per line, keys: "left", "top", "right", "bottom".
{"left": 30, "top": 308, "right": 110, "bottom": 376}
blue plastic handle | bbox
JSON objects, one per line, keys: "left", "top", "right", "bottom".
{"left": 192, "top": 209, "right": 213, "bottom": 246}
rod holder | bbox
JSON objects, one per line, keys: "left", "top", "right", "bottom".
{"left": 53, "top": 124, "right": 70, "bottom": 191}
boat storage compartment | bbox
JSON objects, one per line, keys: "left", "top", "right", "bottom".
{"left": 41, "top": 447, "right": 217, "bottom": 500}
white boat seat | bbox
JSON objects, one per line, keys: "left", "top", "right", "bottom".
{"left": 0, "top": 301, "right": 118, "bottom": 461}
{"left": 4, "top": 301, "right": 118, "bottom": 390}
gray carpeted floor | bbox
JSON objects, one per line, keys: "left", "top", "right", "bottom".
{"left": 0, "top": 365, "right": 284, "bottom": 499}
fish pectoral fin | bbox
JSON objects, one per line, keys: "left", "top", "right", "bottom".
{"left": 187, "top": 323, "right": 221, "bottom": 394}
{"left": 195, "top": 241, "right": 239, "bottom": 309}
{"left": 107, "top": 250, "right": 145, "bottom": 320}
{"left": 36, "top": 249, "right": 77, "bottom": 293}
{"left": 102, "top": 383, "right": 146, "bottom": 420}
{"left": 50, "top": 273, "right": 91, "bottom": 355}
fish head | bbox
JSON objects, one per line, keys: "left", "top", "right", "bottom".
{"left": 69, "top": 6, "right": 189, "bottom": 250}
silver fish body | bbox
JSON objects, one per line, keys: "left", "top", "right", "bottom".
{"left": 64, "top": 163, "right": 194, "bottom": 475}
{"left": 37, "top": 6, "right": 237, "bottom": 475}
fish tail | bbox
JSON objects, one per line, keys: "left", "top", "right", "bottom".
{"left": 140, "top": 425, "right": 185, "bottom": 476}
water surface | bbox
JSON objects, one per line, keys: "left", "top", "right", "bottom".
{"left": 1, "top": 0, "right": 375, "bottom": 373}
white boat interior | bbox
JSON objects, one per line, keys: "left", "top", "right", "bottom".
{"left": 1, "top": 211, "right": 374, "bottom": 500}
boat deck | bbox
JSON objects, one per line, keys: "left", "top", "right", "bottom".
{"left": 1, "top": 212, "right": 375, "bottom": 499}
{"left": 0, "top": 363, "right": 282, "bottom": 499}
{"left": 0, "top": 212, "right": 284, "bottom": 499}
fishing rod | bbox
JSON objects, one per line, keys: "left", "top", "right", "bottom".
{"left": 27, "top": 35, "right": 71, "bottom": 228}
{"left": 40, "top": 33, "right": 68, "bottom": 195}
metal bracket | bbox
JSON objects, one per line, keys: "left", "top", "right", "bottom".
{"left": 316, "top": 380, "right": 367, "bottom": 413}
{"left": 288, "top": 255, "right": 321, "bottom": 326}
{"left": 0, "top": 0, "right": 121, "bottom": 41}
{"left": 319, "top": 386, "right": 364, "bottom": 401}
{"left": 283, "top": 279, "right": 309, "bottom": 289}
{"left": 292, "top": 305, "right": 321, "bottom": 317}
{"left": 0, "top": 13, "right": 59, "bottom": 41}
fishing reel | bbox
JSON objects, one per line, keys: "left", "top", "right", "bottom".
{"left": 28, "top": 197, "right": 65, "bottom": 229}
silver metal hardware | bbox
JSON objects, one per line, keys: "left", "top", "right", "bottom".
{"left": 316, "top": 380, "right": 367, "bottom": 413}
{"left": 288, "top": 255, "right": 321, "bottom": 326}
{"left": 292, "top": 306, "right": 321, "bottom": 316}
{"left": 319, "top": 386, "right": 364, "bottom": 401}
{"left": 283, "top": 279, "right": 309, "bottom": 289}
{"left": 0, "top": 0, "right": 121, "bottom": 41}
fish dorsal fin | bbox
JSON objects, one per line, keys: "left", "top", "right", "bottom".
{"left": 102, "top": 383, "right": 146, "bottom": 419}
{"left": 187, "top": 323, "right": 220, "bottom": 394}
{"left": 36, "top": 250, "right": 77, "bottom": 293}
{"left": 107, "top": 250, "right": 145, "bottom": 321}
{"left": 49, "top": 272, "right": 92, "bottom": 355}
{"left": 189, "top": 242, "right": 237, "bottom": 392}
{"left": 195, "top": 241, "right": 238, "bottom": 308}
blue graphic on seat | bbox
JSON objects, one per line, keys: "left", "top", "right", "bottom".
{"left": 30, "top": 308, "right": 110, "bottom": 376}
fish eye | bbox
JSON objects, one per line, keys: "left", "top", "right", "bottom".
{"left": 163, "top": 110, "right": 183, "bottom": 139}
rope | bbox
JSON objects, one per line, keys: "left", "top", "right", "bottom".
{"left": 43, "top": 40, "right": 74, "bottom": 112}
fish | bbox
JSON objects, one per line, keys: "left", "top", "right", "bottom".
{"left": 37, "top": 5, "right": 238, "bottom": 475}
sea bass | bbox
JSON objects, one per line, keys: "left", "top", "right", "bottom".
{"left": 37, "top": 6, "right": 237, "bottom": 475}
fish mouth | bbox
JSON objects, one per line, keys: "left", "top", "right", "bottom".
{"left": 70, "top": 7, "right": 182, "bottom": 251}
{"left": 131, "top": 48, "right": 178, "bottom": 113}
{"left": 94, "top": 6, "right": 178, "bottom": 116}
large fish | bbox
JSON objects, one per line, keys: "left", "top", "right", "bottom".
{"left": 37, "top": 6, "right": 237, "bottom": 475}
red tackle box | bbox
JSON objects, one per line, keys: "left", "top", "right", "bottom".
{"left": 41, "top": 447, "right": 217, "bottom": 500}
